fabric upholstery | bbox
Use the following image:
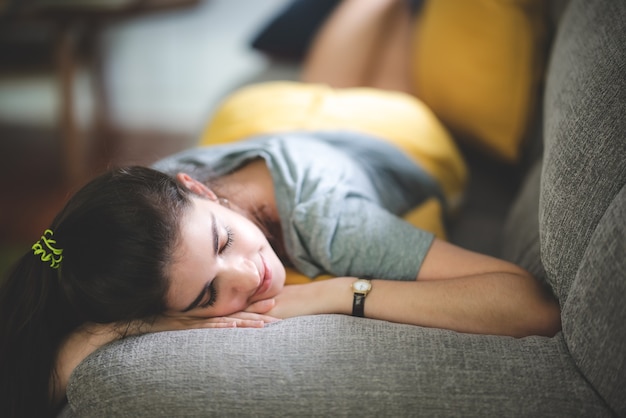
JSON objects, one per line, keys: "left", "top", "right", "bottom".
{"left": 540, "top": 0, "right": 626, "bottom": 414}
{"left": 412, "top": 0, "right": 549, "bottom": 163}
{"left": 58, "top": 0, "right": 625, "bottom": 416}
{"left": 502, "top": 160, "right": 548, "bottom": 286}
{"left": 563, "top": 187, "right": 626, "bottom": 416}
{"left": 66, "top": 316, "right": 612, "bottom": 417}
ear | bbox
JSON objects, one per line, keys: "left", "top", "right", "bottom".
{"left": 175, "top": 173, "right": 218, "bottom": 200}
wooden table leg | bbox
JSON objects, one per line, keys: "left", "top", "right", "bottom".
{"left": 86, "top": 19, "right": 117, "bottom": 173}
{"left": 56, "top": 21, "right": 84, "bottom": 188}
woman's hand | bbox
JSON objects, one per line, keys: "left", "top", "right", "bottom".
{"left": 53, "top": 302, "right": 280, "bottom": 406}
{"left": 145, "top": 315, "right": 268, "bottom": 332}
{"left": 142, "top": 299, "right": 281, "bottom": 333}
{"left": 260, "top": 277, "right": 354, "bottom": 319}
{"left": 249, "top": 242, "right": 562, "bottom": 338}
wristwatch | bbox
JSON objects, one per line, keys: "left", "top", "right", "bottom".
{"left": 351, "top": 279, "right": 372, "bottom": 317}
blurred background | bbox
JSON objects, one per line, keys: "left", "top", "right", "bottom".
{"left": 0, "top": 0, "right": 299, "bottom": 276}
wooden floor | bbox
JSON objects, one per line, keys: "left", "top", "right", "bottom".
{"left": 0, "top": 121, "right": 193, "bottom": 277}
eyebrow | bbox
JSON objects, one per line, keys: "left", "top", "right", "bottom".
{"left": 211, "top": 212, "right": 219, "bottom": 256}
{"left": 182, "top": 213, "right": 218, "bottom": 313}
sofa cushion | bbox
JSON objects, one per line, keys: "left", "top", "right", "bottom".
{"left": 563, "top": 187, "right": 626, "bottom": 416}
{"left": 541, "top": 0, "right": 626, "bottom": 415}
{"left": 201, "top": 81, "right": 467, "bottom": 207}
{"left": 502, "top": 160, "right": 548, "bottom": 285}
{"left": 412, "top": 0, "right": 549, "bottom": 163}
{"left": 65, "top": 316, "right": 612, "bottom": 417}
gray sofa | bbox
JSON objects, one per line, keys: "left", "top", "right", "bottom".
{"left": 60, "top": 0, "right": 625, "bottom": 416}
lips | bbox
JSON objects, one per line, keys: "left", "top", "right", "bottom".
{"left": 255, "top": 252, "right": 272, "bottom": 297}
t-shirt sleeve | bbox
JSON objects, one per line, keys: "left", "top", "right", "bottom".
{"left": 288, "top": 194, "right": 434, "bottom": 281}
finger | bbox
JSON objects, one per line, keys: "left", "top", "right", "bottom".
{"left": 203, "top": 316, "right": 242, "bottom": 324}
{"left": 203, "top": 321, "right": 237, "bottom": 328}
{"left": 255, "top": 314, "right": 281, "bottom": 323}
{"left": 231, "top": 319, "right": 265, "bottom": 328}
{"left": 244, "top": 298, "right": 276, "bottom": 314}
{"left": 227, "top": 311, "right": 281, "bottom": 323}
{"left": 203, "top": 315, "right": 266, "bottom": 328}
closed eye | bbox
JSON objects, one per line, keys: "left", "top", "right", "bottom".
{"left": 201, "top": 227, "right": 232, "bottom": 308}
{"left": 200, "top": 280, "right": 218, "bottom": 308}
{"left": 220, "top": 226, "right": 234, "bottom": 253}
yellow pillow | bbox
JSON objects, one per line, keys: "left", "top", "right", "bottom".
{"left": 200, "top": 81, "right": 466, "bottom": 284}
{"left": 412, "top": 0, "right": 548, "bottom": 163}
{"left": 202, "top": 81, "right": 467, "bottom": 208}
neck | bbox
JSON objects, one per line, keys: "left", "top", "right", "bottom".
{"left": 214, "top": 158, "right": 277, "bottom": 221}
{"left": 213, "top": 159, "right": 290, "bottom": 264}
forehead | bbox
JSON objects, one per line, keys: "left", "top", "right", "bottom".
{"left": 175, "top": 197, "right": 215, "bottom": 254}
{"left": 166, "top": 197, "right": 216, "bottom": 310}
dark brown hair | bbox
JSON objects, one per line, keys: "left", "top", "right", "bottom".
{"left": 0, "top": 167, "right": 191, "bottom": 417}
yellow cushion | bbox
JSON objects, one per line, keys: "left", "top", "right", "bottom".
{"left": 201, "top": 81, "right": 467, "bottom": 208}
{"left": 200, "top": 81, "right": 466, "bottom": 284}
{"left": 412, "top": 0, "right": 548, "bottom": 163}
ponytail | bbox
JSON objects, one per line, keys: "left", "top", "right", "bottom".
{"left": 0, "top": 251, "right": 79, "bottom": 416}
{"left": 0, "top": 166, "right": 191, "bottom": 417}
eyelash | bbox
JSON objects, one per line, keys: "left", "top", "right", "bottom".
{"left": 220, "top": 226, "right": 234, "bottom": 253}
{"left": 201, "top": 281, "right": 218, "bottom": 308}
{"left": 201, "top": 226, "right": 233, "bottom": 309}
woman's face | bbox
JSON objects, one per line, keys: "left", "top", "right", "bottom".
{"left": 165, "top": 194, "right": 286, "bottom": 318}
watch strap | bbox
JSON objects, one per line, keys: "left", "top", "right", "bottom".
{"left": 352, "top": 293, "right": 366, "bottom": 317}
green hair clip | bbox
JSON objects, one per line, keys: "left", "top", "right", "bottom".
{"left": 32, "top": 229, "right": 63, "bottom": 269}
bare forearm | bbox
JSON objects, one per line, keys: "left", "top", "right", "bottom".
{"left": 363, "top": 273, "right": 561, "bottom": 337}
{"left": 279, "top": 272, "right": 561, "bottom": 338}
{"left": 271, "top": 237, "right": 561, "bottom": 337}
{"left": 52, "top": 323, "right": 122, "bottom": 405}
{"left": 51, "top": 313, "right": 277, "bottom": 406}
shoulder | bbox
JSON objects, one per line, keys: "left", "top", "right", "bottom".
{"left": 151, "top": 136, "right": 276, "bottom": 179}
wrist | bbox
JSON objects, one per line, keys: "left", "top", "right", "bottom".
{"left": 324, "top": 277, "right": 357, "bottom": 315}
{"left": 350, "top": 278, "right": 372, "bottom": 317}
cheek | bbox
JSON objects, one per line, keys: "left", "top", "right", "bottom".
{"left": 212, "top": 296, "right": 251, "bottom": 317}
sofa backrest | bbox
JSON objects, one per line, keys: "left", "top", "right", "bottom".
{"left": 540, "top": 0, "right": 625, "bottom": 415}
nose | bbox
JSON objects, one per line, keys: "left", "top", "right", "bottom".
{"left": 222, "top": 257, "right": 259, "bottom": 293}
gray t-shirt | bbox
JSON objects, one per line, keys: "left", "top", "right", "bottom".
{"left": 153, "top": 131, "right": 439, "bottom": 281}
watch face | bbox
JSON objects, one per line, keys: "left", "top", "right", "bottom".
{"left": 354, "top": 280, "right": 371, "bottom": 292}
